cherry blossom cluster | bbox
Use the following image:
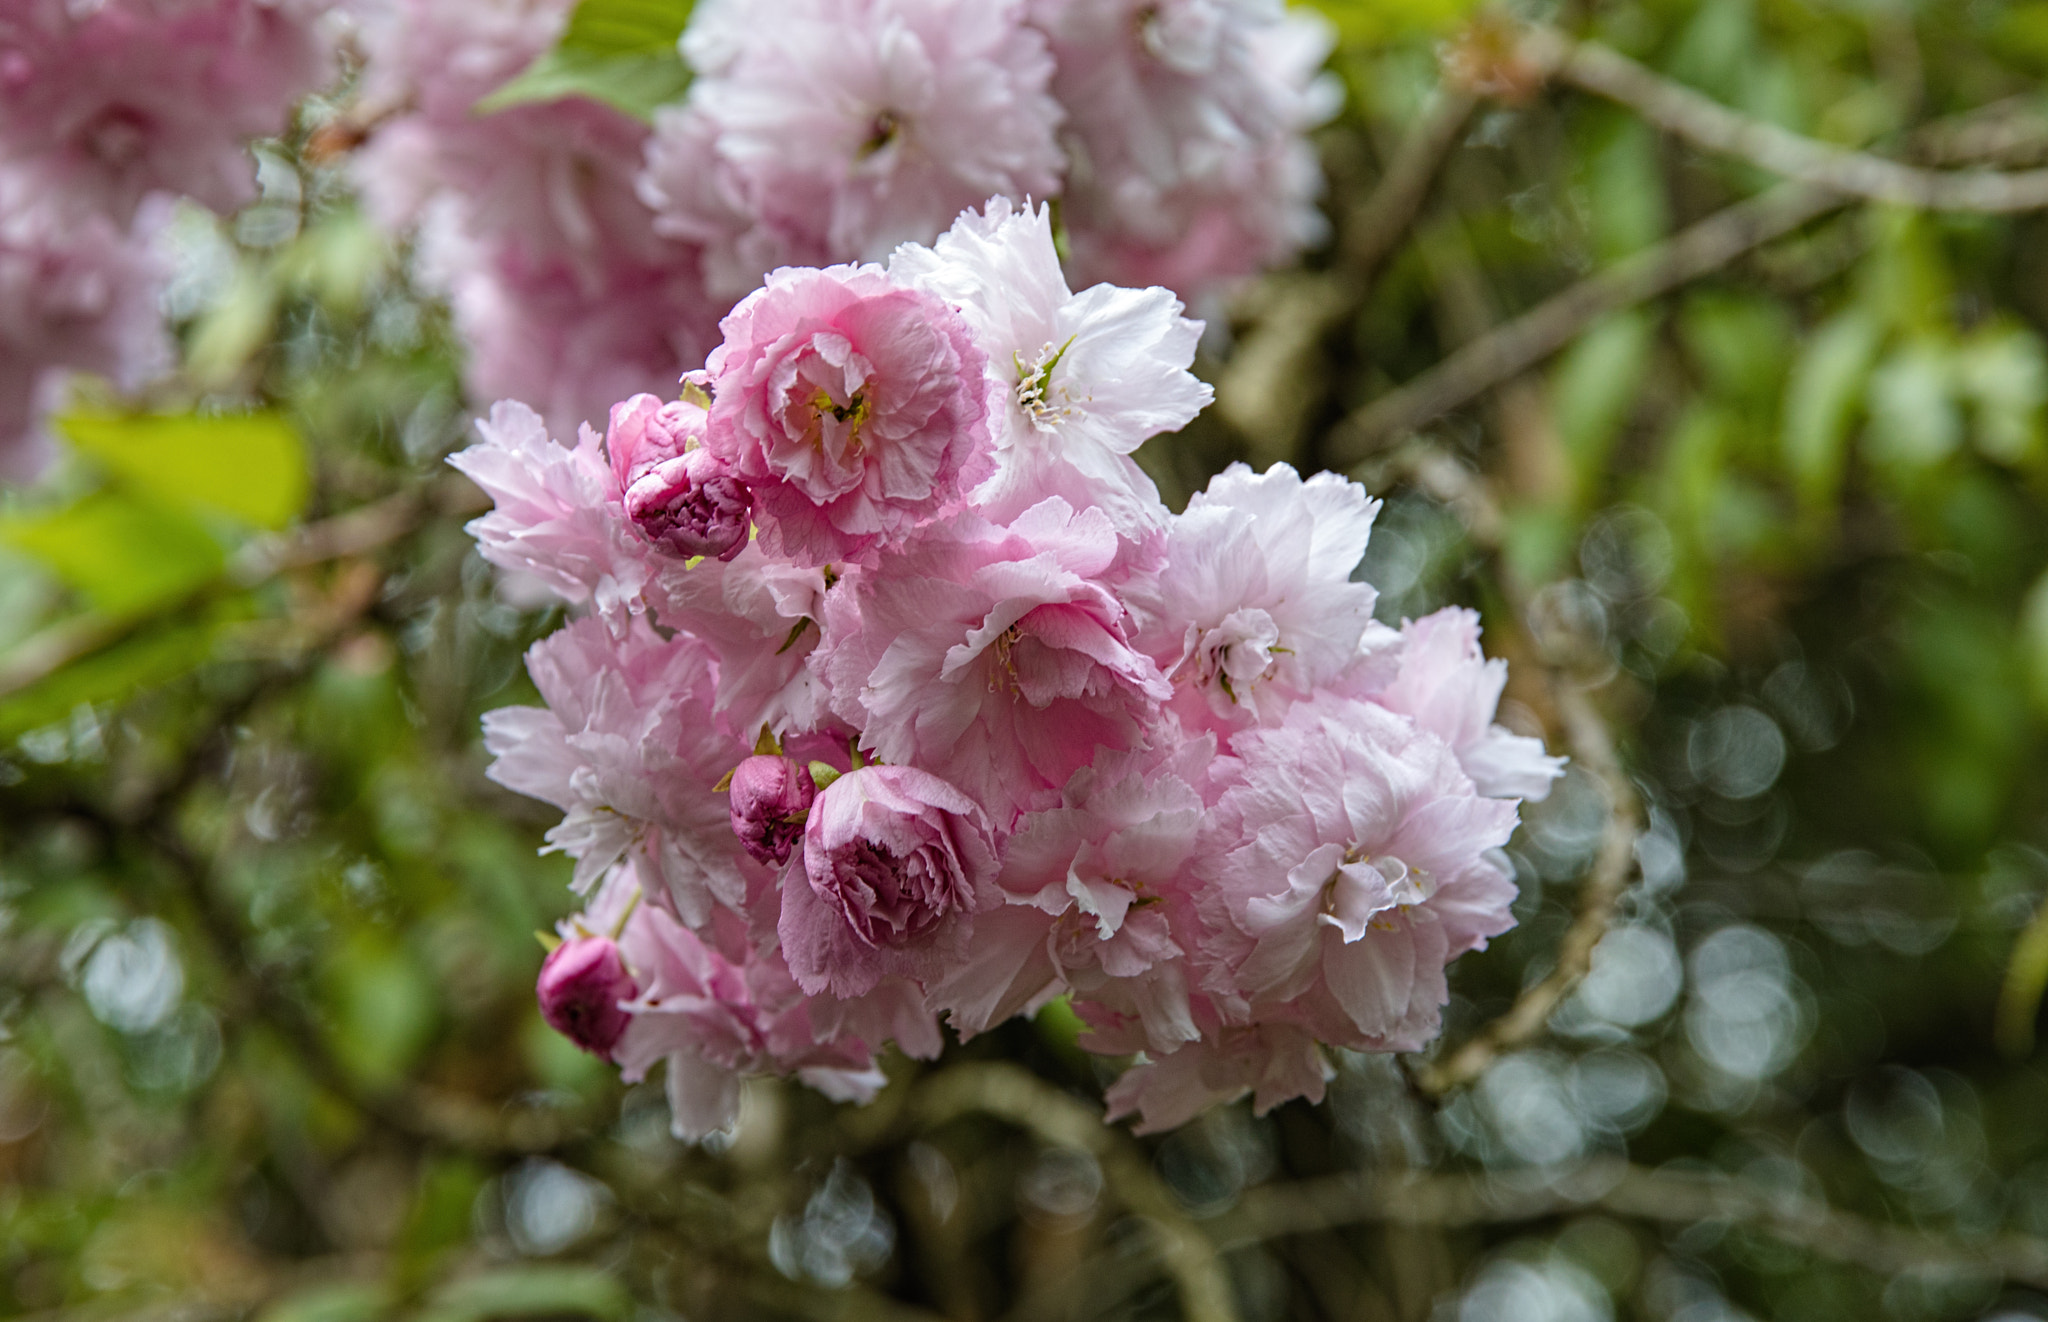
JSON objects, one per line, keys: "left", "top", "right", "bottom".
{"left": 355, "top": 0, "right": 1336, "bottom": 442}
{"left": 0, "top": 0, "right": 335, "bottom": 476}
{"left": 459, "top": 199, "right": 1563, "bottom": 1136}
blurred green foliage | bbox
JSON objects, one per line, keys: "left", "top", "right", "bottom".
{"left": 7, "top": 0, "right": 2048, "bottom": 1319}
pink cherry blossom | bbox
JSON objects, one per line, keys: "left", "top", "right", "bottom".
{"left": 780, "top": 764, "right": 1000, "bottom": 1000}
{"left": 355, "top": 0, "right": 722, "bottom": 436}
{"left": 652, "top": 543, "right": 837, "bottom": 737}
{"left": 0, "top": 174, "right": 170, "bottom": 479}
{"left": 1029, "top": 0, "right": 1337, "bottom": 308}
{"left": 0, "top": 0, "right": 335, "bottom": 226}
{"left": 594, "top": 868, "right": 887, "bottom": 1139}
{"left": 417, "top": 201, "right": 722, "bottom": 441}
{"left": 934, "top": 742, "right": 1217, "bottom": 1053}
{"left": 703, "top": 262, "right": 992, "bottom": 565}
{"left": 1103, "top": 1019, "right": 1334, "bottom": 1134}
{"left": 482, "top": 615, "right": 762, "bottom": 925}
{"left": 605, "top": 391, "right": 753, "bottom": 560}
{"left": 639, "top": 0, "right": 1065, "bottom": 296}
{"left": 1200, "top": 695, "right": 1521, "bottom": 1055}
{"left": 447, "top": 399, "right": 658, "bottom": 630}
{"left": 1126, "top": 462, "right": 1380, "bottom": 730}
{"left": 1360, "top": 608, "right": 1567, "bottom": 801}
{"left": 890, "top": 198, "right": 1210, "bottom": 531}
{"left": 815, "top": 498, "right": 1172, "bottom": 827}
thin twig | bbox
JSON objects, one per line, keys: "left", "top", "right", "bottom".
{"left": 914, "top": 1063, "right": 1239, "bottom": 1322}
{"left": 1213, "top": 1158, "right": 2048, "bottom": 1288}
{"left": 1416, "top": 682, "right": 1639, "bottom": 1095}
{"left": 1529, "top": 26, "right": 2048, "bottom": 212}
{"left": 1344, "top": 89, "right": 1481, "bottom": 281}
{"left": 1218, "top": 89, "right": 1478, "bottom": 463}
{"left": 1328, "top": 180, "right": 1841, "bottom": 462}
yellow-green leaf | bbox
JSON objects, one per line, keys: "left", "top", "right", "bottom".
{"left": 0, "top": 491, "right": 224, "bottom": 617}
{"left": 59, "top": 409, "right": 309, "bottom": 529}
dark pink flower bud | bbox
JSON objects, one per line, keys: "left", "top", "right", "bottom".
{"left": 606, "top": 391, "right": 754, "bottom": 559}
{"left": 626, "top": 448, "right": 754, "bottom": 559}
{"left": 536, "top": 935, "right": 637, "bottom": 1058}
{"left": 727, "top": 754, "right": 817, "bottom": 865}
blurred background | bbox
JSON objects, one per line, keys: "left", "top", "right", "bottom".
{"left": 7, "top": 0, "right": 2048, "bottom": 1319}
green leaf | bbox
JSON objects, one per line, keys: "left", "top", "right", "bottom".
{"left": 2023, "top": 567, "right": 2048, "bottom": 716}
{"left": 1864, "top": 337, "right": 1961, "bottom": 472}
{"left": 323, "top": 932, "right": 437, "bottom": 1090}
{"left": 58, "top": 409, "right": 309, "bottom": 529}
{"left": 0, "top": 491, "right": 224, "bottom": 617}
{"left": 1781, "top": 310, "right": 1882, "bottom": 508}
{"left": 0, "top": 606, "right": 238, "bottom": 740}
{"left": 425, "top": 1266, "right": 631, "bottom": 1322}
{"left": 255, "top": 1282, "right": 393, "bottom": 1322}
{"left": 1296, "top": 0, "right": 1480, "bottom": 43}
{"left": 477, "top": 0, "right": 694, "bottom": 120}
{"left": 1550, "top": 310, "right": 1656, "bottom": 498}
{"left": 1956, "top": 324, "right": 2048, "bottom": 467}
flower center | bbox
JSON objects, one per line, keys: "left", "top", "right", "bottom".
{"left": 859, "top": 109, "right": 901, "bottom": 159}
{"left": 811, "top": 387, "right": 870, "bottom": 453}
{"left": 1013, "top": 337, "right": 1081, "bottom": 431}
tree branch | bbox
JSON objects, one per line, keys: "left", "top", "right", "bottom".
{"left": 913, "top": 1063, "right": 1239, "bottom": 1322}
{"left": 1528, "top": 26, "right": 2048, "bottom": 212}
{"left": 1415, "top": 680, "right": 1640, "bottom": 1095}
{"left": 1328, "top": 179, "right": 1841, "bottom": 462}
{"left": 1213, "top": 1158, "right": 2048, "bottom": 1289}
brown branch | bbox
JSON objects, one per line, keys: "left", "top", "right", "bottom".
{"left": 1529, "top": 26, "right": 2048, "bottom": 212}
{"left": 1328, "top": 179, "right": 1841, "bottom": 462}
{"left": 1344, "top": 89, "right": 1481, "bottom": 282}
{"left": 913, "top": 1063, "right": 1239, "bottom": 1322}
{"left": 1213, "top": 1158, "right": 2048, "bottom": 1289}
{"left": 1415, "top": 680, "right": 1639, "bottom": 1095}
{"left": 1218, "top": 89, "right": 1477, "bottom": 465}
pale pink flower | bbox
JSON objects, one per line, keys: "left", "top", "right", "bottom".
{"left": 447, "top": 399, "right": 660, "bottom": 629}
{"left": 596, "top": 868, "right": 888, "bottom": 1139}
{"left": 1360, "top": 608, "right": 1567, "bottom": 801}
{"left": 482, "top": 615, "right": 763, "bottom": 925}
{"left": 779, "top": 765, "right": 1000, "bottom": 1000}
{"left": 356, "top": 0, "right": 722, "bottom": 435}
{"left": 0, "top": 0, "right": 335, "bottom": 225}
{"left": 536, "top": 933, "right": 637, "bottom": 1059}
{"left": 934, "top": 742, "right": 1217, "bottom": 1053}
{"left": 352, "top": 0, "right": 661, "bottom": 270}
{"left": 652, "top": 543, "right": 837, "bottom": 737}
{"left": 605, "top": 391, "right": 753, "bottom": 560}
{"left": 1200, "top": 696, "right": 1521, "bottom": 1054}
{"left": 703, "top": 262, "right": 992, "bottom": 565}
{"left": 0, "top": 173, "right": 170, "bottom": 479}
{"left": 1030, "top": 0, "right": 1336, "bottom": 307}
{"left": 1103, "top": 1020, "right": 1333, "bottom": 1133}
{"left": 890, "top": 198, "right": 1210, "bottom": 531}
{"left": 1126, "top": 462, "right": 1379, "bottom": 730}
{"left": 640, "top": 0, "right": 1065, "bottom": 296}
{"left": 421, "top": 209, "right": 722, "bottom": 441}
{"left": 815, "top": 498, "right": 1172, "bottom": 827}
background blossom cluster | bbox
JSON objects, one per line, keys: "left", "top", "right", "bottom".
{"left": 0, "top": 0, "right": 336, "bottom": 476}
{"left": 463, "top": 198, "right": 1564, "bottom": 1136}
{"left": 355, "top": 0, "right": 1339, "bottom": 442}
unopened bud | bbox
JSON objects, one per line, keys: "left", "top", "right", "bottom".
{"left": 536, "top": 934, "right": 637, "bottom": 1058}
{"left": 727, "top": 754, "right": 817, "bottom": 865}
